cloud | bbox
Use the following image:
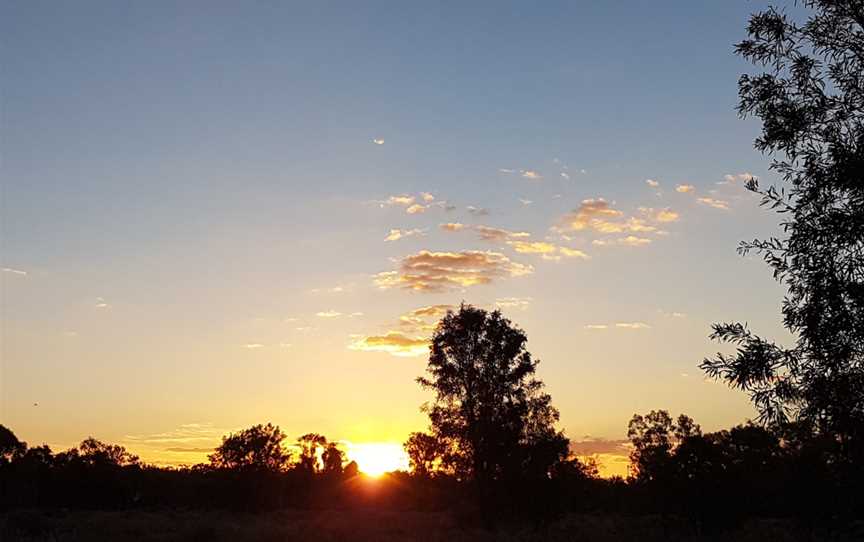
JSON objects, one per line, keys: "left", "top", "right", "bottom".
{"left": 385, "top": 195, "right": 415, "bottom": 206}
{"left": 645, "top": 179, "right": 660, "bottom": 188}
{"left": 372, "top": 138, "right": 385, "bottom": 145}
{"left": 316, "top": 310, "right": 342, "bottom": 318}
{"left": 639, "top": 207, "right": 679, "bottom": 223}
{"left": 521, "top": 170, "right": 542, "bottom": 180}
{"left": 556, "top": 199, "right": 678, "bottom": 244}
{"left": 495, "top": 297, "right": 532, "bottom": 310}
{"left": 719, "top": 172, "right": 754, "bottom": 185}
{"left": 466, "top": 206, "right": 490, "bottom": 216}
{"left": 584, "top": 324, "right": 608, "bottom": 330}
{"left": 349, "top": 331, "right": 429, "bottom": 357}
{"left": 165, "top": 447, "right": 214, "bottom": 453}
{"left": 243, "top": 343, "right": 265, "bottom": 349}
{"left": 508, "top": 240, "right": 557, "bottom": 254}
{"left": 406, "top": 204, "right": 427, "bottom": 214}
{"left": 374, "top": 250, "right": 533, "bottom": 293}
{"left": 697, "top": 197, "right": 730, "bottom": 210}
{"left": 675, "top": 184, "right": 695, "bottom": 193}
{"left": 397, "top": 304, "right": 455, "bottom": 333}
{"left": 592, "top": 236, "right": 653, "bottom": 247}
{"left": 498, "top": 168, "right": 515, "bottom": 174}
{"left": 560, "top": 172, "right": 571, "bottom": 180}
{"left": 671, "top": 312, "right": 687, "bottom": 318}
{"left": 615, "top": 322, "right": 651, "bottom": 329}
{"left": 559, "top": 247, "right": 590, "bottom": 259}
{"left": 475, "top": 226, "right": 530, "bottom": 243}
{"left": 570, "top": 438, "right": 630, "bottom": 456}
{"left": 95, "top": 297, "right": 110, "bottom": 309}
{"left": 519, "top": 198, "right": 533, "bottom": 205}
{"left": 439, "top": 222, "right": 466, "bottom": 232}
{"left": 2, "top": 267, "right": 27, "bottom": 276}
{"left": 310, "top": 285, "right": 349, "bottom": 294}
{"left": 385, "top": 228, "right": 425, "bottom": 242}
{"left": 420, "top": 192, "right": 435, "bottom": 202}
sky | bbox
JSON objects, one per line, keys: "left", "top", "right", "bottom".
{"left": 1, "top": 1, "right": 795, "bottom": 476}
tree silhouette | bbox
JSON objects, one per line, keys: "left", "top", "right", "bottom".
{"left": 0, "top": 425, "right": 25, "bottom": 465}
{"left": 404, "top": 432, "right": 442, "bottom": 478}
{"left": 321, "top": 442, "right": 346, "bottom": 476}
{"left": 78, "top": 437, "right": 139, "bottom": 467}
{"left": 627, "top": 410, "right": 700, "bottom": 483}
{"left": 208, "top": 423, "right": 291, "bottom": 472}
{"left": 296, "top": 433, "right": 327, "bottom": 473}
{"left": 701, "top": 1, "right": 864, "bottom": 443}
{"left": 416, "top": 304, "right": 568, "bottom": 484}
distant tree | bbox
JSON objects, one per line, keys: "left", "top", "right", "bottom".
{"left": 0, "top": 425, "right": 26, "bottom": 465}
{"left": 209, "top": 423, "right": 291, "bottom": 472}
{"left": 343, "top": 460, "right": 360, "bottom": 478}
{"left": 417, "top": 304, "right": 569, "bottom": 483}
{"left": 627, "top": 410, "right": 700, "bottom": 482}
{"left": 701, "top": 1, "right": 864, "bottom": 444}
{"left": 296, "top": 433, "right": 327, "bottom": 473}
{"left": 404, "top": 431, "right": 442, "bottom": 477}
{"left": 321, "top": 442, "right": 346, "bottom": 476}
{"left": 78, "top": 437, "right": 139, "bottom": 467}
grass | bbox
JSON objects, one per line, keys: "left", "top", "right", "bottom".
{"left": 2, "top": 508, "right": 861, "bottom": 541}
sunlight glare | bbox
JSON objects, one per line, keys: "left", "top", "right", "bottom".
{"left": 347, "top": 442, "right": 409, "bottom": 477}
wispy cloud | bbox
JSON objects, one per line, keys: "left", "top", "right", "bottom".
{"left": 675, "top": 184, "right": 695, "bottom": 193}
{"left": 439, "top": 222, "right": 466, "bottom": 232}
{"left": 645, "top": 179, "right": 660, "bottom": 188}
{"left": 592, "top": 236, "right": 652, "bottom": 247}
{"left": 385, "top": 228, "right": 426, "bottom": 242}
{"left": 697, "top": 197, "right": 730, "bottom": 210}
{"left": 243, "top": 343, "right": 265, "bottom": 349}
{"left": 584, "top": 324, "right": 609, "bottom": 330}
{"left": 374, "top": 250, "right": 533, "bottom": 293}
{"left": 372, "top": 138, "right": 385, "bottom": 145}
{"left": 316, "top": 310, "right": 342, "bottom": 318}
{"left": 349, "top": 331, "right": 429, "bottom": 357}
{"left": 719, "top": 172, "right": 754, "bottom": 185}
{"left": 521, "top": 170, "right": 542, "bottom": 180}
{"left": 495, "top": 297, "right": 532, "bottom": 310}
{"left": 557, "top": 198, "right": 676, "bottom": 235}
{"left": 560, "top": 172, "right": 571, "bottom": 180}
{"left": 507, "top": 240, "right": 557, "bottom": 255}
{"left": 475, "top": 225, "right": 530, "bottom": 243}
{"left": 466, "top": 206, "right": 490, "bottom": 216}
{"left": 615, "top": 322, "right": 651, "bottom": 329}
{"left": 95, "top": 297, "right": 110, "bottom": 309}
{"left": 519, "top": 198, "right": 533, "bottom": 205}
{"left": 1, "top": 267, "right": 27, "bottom": 276}
{"left": 406, "top": 204, "right": 426, "bottom": 214}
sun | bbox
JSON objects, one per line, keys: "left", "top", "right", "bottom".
{"left": 346, "top": 442, "right": 409, "bottom": 477}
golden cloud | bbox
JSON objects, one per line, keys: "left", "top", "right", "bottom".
{"left": 374, "top": 250, "right": 533, "bottom": 293}
{"left": 439, "top": 222, "right": 466, "bottom": 232}
{"left": 385, "top": 228, "right": 425, "bottom": 241}
{"left": 508, "top": 240, "right": 557, "bottom": 254}
{"left": 349, "top": 331, "right": 430, "bottom": 357}
{"left": 675, "top": 184, "right": 695, "bottom": 193}
{"left": 697, "top": 197, "right": 730, "bottom": 210}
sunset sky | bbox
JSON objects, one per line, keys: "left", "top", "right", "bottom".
{"left": 2, "top": 2, "right": 792, "bottom": 476}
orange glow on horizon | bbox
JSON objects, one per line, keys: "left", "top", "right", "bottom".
{"left": 347, "top": 442, "right": 409, "bottom": 476}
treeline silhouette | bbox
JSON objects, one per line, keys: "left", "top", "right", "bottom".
{"left": 2, "top": 414, "right": 862, "bottom": 528}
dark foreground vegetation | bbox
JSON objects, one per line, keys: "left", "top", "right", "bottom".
{"left": 4, "top": 1, "right": 864, "bottom": 539}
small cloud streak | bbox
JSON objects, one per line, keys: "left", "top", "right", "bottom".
{"left": 521, "top": 170, "right": 542, "bottom": 180}
{"left": 466, "top": 206, "right": 490, "bottom": 216}
{"left": 2, "top": 267, "right": 27, "bottom": 276}
{"left": 675, "top": 184, "right": 695, "bottom": 193}
{"left": 495, "top": 297, "right": 532, "bottom": 310}
{"left": 439, "top": 222, "right": 466, "bottom": 232}
{"left": 349, "top": 331, "right": 429, "bottom": 357}
{"left": 385, "top": 228, "right": 425, "bottom": 242}
{"left": 372, "top": 138, "right": 385, "bottom": 145}
{"left": 697, "top": 197, "right": 730, "bottom": 210}
{"left": 615, "top": 322, "right": 651, "bottom": 329}
{"left": 316, "top": 310, "right": 342, "bottom": 318}
{"left": 645, "top": 179, "right": 660, "bottom": 188}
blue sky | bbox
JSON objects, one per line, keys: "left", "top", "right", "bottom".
{"left": 2, "top": 2, "right": 792, "bottom": 474}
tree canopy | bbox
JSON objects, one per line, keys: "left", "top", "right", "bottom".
{"left": 701, "top": 1, "right": 864, "bottom": 442}
{"left": 209, "top": 423, "right": 291, "bottom": 472}
{"left": 416, "top": 304, "right": 568, "bottom": 483}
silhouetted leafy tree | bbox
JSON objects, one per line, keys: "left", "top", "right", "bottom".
{"left": 0, "top": 425, "right": 25, "bottom": 465}
{"left": 321, "top": 442, "right": 346, "bottom": 476}
{"left": 404, "top": 432, "right": 442, "bottom": 478}
{"left": 627, "top": 410, "right": 700, "bottom": 483}
{"left": 701, "top": 1, "right": 864, "bottom": 445}
{"left": 417, "top": 304, "right": 569, "bottom": 484}
{"left": 78, "top": 437, "right": 139, "bottom": 467}
{"left": 296, "top": 433, "right": 327, "bottom": 473}
{"left": 208, "top": 423, "right": 291, "bottom": 472}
